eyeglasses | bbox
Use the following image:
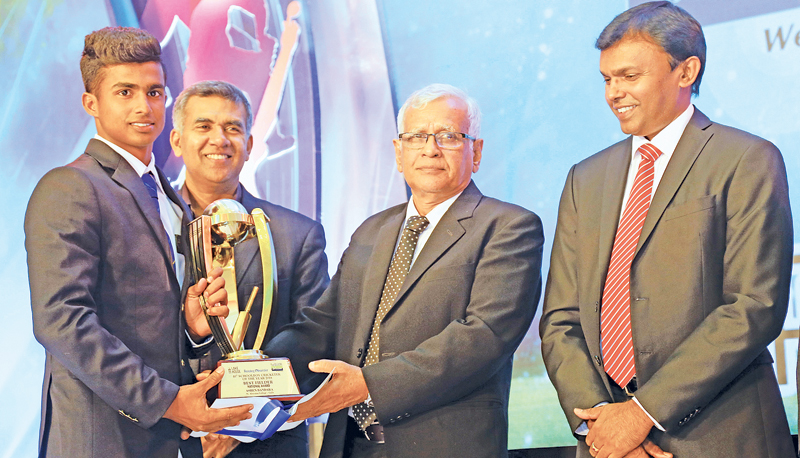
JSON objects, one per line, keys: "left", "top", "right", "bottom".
{"left": 398, "top": 132, "right": 476, "bottom": 149}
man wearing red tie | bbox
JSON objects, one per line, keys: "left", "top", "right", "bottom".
{"left": 540, "top": 2, "right": 795, "bottom": 457}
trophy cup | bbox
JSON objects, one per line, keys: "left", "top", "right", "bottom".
{"left": 188, "top": 199, "right": 302, "bottom": 401}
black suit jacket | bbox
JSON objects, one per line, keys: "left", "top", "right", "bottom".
{"left": 267, "top": 181, "right": 544, "bottom": 458}
{"left": 193, "top": 187, "right": 330, "bottom": 457}
{"left": 25, "top": 139, "right": 201, "bottom": 457}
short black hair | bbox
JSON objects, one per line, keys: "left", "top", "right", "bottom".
{"left": 596, "top": 1, "right": 706, "bottom": 96}
{"left": 80, "top": 27, "right": 164, "bottom": 93}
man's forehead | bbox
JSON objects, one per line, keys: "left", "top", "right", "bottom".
{"left": 98, "top": 62, "right": 165, "bottom": 87}
{"left": 404, "top": 97, "right": 469, "bottom": 129}
{"left": 187, "top": 95, "right": 247, "bottom": 120}
{"left": 600, "top": 37, "right": 670, "bottom": 68}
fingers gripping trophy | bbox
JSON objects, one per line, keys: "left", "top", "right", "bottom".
{"left": 188, "top": 199, "right": 301, "bottom": 401}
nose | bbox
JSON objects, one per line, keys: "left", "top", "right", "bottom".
{"left": 422, "top": 134, "right": 441, "bottom": 157}
{"left": 606, "top": 78, "right": 624, "bottom": 103}
{"left": 208, "top": 125, "right": 231, "bottom": 147}
{"left": 133, "top": 92, "right": 153, "bottom": 115}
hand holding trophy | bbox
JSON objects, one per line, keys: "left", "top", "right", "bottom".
{"left": 188, "top": 199, "right": 302, "bottom": 401}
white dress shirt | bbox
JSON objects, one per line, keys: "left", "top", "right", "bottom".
{"left": 401, "top": 191, "right": 463, "bottom": 267}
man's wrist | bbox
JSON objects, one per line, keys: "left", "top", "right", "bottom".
{"left": 631, "top": 397, "right": 664, "bottom": 431}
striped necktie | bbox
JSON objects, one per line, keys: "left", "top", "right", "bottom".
{"left": 600, "top": 143, "right": 662, "bottom": 388}
{"left": 141, "top": 171, "right": 175, "bottom": 268}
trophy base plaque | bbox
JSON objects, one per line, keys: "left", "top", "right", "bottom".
{"left": 218, "top": 350, "right": 303, "bottom": 401}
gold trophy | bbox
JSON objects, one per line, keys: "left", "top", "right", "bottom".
{"left": 188, "top": 199, "right": 301, "bottom": 400}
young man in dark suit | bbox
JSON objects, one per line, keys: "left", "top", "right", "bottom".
{"left": 25, "top": 27, "right": 252, "bottom": 458}
{"left": 170, "top": 80, "right": 330, "bottom": 457}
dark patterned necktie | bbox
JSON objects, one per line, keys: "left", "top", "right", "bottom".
{"left": 352, "top": 215, "right": 429, "bottom": 429}
{"left": 601, "top": 143, "right": 662, "bottom": 387}
{"left": 141, "top": 172, "right": 175, "bottom": 268}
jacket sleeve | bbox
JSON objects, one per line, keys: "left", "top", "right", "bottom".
{"left": 540, "top": 165, "right": 614, "bottom": 435}
{"left": 26, "top": 167, "right": 179, "bottom": 428}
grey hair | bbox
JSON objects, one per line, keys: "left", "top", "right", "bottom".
{"left": 596, "top": 1, "right": 706, "bottom": 96}
{"left": 172, "top": 80, "right": 254, "bottom": 135}
{"left": 396, "top": 83, "right": 482, "bottom": 137}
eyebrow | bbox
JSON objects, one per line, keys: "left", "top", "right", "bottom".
{"left": 192, "top": 118, "right": 245, "bottom": 129}
{"left": 600, "top": 66, "right": 639, "bottom": 77}
{"left": 409, "top": 124, "right": 458, "bottom": 133}
{"left": 109, "top": 82, "right": 165, "bottom": 90}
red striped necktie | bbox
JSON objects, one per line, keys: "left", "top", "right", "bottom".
{"left": 601, "top": 143, "right": 662, "bottom": 388}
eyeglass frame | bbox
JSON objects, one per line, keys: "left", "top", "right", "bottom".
{"left": 397, "top": 132, "right": 476, "bottom": 149}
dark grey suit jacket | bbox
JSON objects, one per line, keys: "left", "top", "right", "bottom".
{"left": 540, "top": 109, "right": 795, "bottom": 457}
{"left": 25, "top": 139, "right": 201, "bottom": 457}
{"left": 267, "top": 181, "right": 544, "bottom": 458}
{"left": 194, "top": 187, "right": 330, "bottom": 457}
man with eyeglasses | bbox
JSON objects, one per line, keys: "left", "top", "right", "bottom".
{"left": 264, "top": 83, "right": 544, "bottom": 457}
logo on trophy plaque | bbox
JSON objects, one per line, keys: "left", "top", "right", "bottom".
{"left": 188, "top": 199, "right": 302, "bottom": 401}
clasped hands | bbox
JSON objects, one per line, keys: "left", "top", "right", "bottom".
{"left": 575, "top": 401, "right": 672, "bottom": 458}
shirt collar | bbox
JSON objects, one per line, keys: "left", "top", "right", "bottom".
{"left": 405, "top": 191, "right": 463, "bottom": 227}
{"left": 94, "top": 134, "right": 157, "bottom": 178}
{"left": 631, "top": 104, "right": 694, "bottom": 160}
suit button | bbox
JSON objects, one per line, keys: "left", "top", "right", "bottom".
{"left": 356, "top": 348, "right": 364, "bottom": 358}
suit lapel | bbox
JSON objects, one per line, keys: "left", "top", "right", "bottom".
{"left": 381, "top": 182, "right": 481, "bottom": 323}
{"left": 86, "top": 140, "right": 175, "bottom": 273}
{"left": 597, "top": 139, "right": 632, "bottom": 292}
{"left": 635, "top": 110, "right": 713, "bottom": 256}
{"left": 354, "top": 210, "right": 406, "bottom": 348}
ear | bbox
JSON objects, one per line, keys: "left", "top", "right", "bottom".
{"left": 244, "top": 134, "right": 254, "bottom": 162}
{"left": 678, "top": 56, "right": 701, "bottom": 89}
{"left": 393, "top": 138, "right": 403, "bottom": 173}
{"left": 82, "top": 92, "right": 99, "bottom": 118}
{"left": 471, "top": 138, "right": 483, "bottom": 173}
{"left": 170, "top": 129, "right": 183, "bottom": 158}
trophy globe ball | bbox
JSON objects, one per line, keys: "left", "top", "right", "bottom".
{"left": 204, "top": 199, "right": 252, "bottom": 245}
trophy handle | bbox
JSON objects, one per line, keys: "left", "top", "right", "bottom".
{"left": 251, "top": 209, "right": 278, "bottom": 350}
{"left": 189, "top": 216, "right": 236, "bottom": 355}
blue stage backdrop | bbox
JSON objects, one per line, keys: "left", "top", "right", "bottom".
{"left": 1, "top": 1, "right": 799, "bottom": 456}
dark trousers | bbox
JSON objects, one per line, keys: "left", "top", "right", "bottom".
{"left": 344, "top": 417, "right": 387, "bottom": 458}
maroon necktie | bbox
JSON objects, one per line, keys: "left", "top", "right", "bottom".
{"left": 601, "top": 143, "right": 662, "bottom": 387}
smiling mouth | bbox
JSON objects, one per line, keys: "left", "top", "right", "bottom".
{"left": 205, "top": 153, "right": 231, "bottom": 160}
{"left": 615, "top": 105, "right": 635, "bottom": 114}
{"left": 130, "top": 122, "right": 154, "bottom": 127}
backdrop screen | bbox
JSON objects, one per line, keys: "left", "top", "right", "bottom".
{"left": 1, "top": 1, "right": 799, "bottom": 455}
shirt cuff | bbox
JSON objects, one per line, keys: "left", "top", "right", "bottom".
{"left": 575, "top": 401, "right": 609, "bottom": 435}
{"left": 633, "top": 396, "right": 666, "bottom": 431}
{"left": 185, "top": 329, "right": 213, "bottom": 348}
